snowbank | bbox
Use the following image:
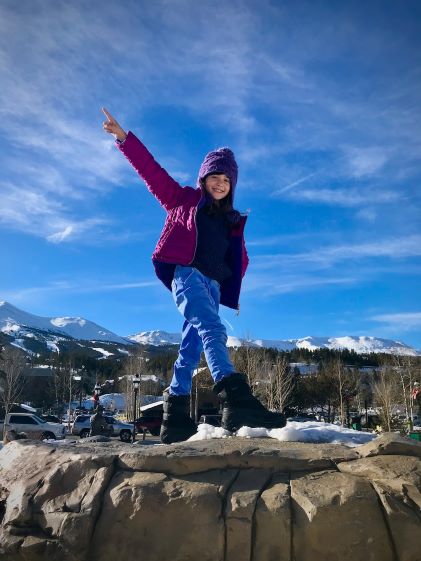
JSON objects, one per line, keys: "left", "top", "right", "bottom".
{"left": 188, "top": 420, "right": 376, "bottom": 447}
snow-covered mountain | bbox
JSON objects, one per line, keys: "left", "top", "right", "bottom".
{"left": 129, "top": 330, "right": 183, "bottom": 346}
{"left": 0, "top": 300, "right": 132, "bottom": 357}
{"left": 1, "top": 300, "right": 418, "bottom": 357}
{"left": 0, "top": 301, "right": 129, "bottom": 344}
{"left": 128, "top": 331, "right": 419, "bottom": 356}
{"left": 293, "top": 335, "right": 416, "bottom": 355}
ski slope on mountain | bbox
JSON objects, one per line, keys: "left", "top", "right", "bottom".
{"left": 0, "top": 301, "right": 129, "bottom": 344}
{"left": 129, "top": 330, "right": 418, "bottom": 356}
{"left": 1, "top": 301, "right": 418, "bottom": 355}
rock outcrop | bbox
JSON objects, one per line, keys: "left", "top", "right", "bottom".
{"left": 0, "top": 434, "right": 420, "bottom": 561}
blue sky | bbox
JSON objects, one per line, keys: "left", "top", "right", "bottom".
{"left": 1, "top": 0, "right": 421, "bottom": 349}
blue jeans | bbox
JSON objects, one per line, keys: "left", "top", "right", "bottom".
{"left": 169, "top": 266, "right": 235, "bottom": 396}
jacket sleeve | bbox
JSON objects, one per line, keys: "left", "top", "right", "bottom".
{"left": 117, "top": 131, "right": 183, "bottom": 211}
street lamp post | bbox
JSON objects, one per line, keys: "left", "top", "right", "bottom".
{"left": 68, "top": 372, "right": 73, "bottom": 432}
{"left": 411, "top": 382, "right": 421, "bottom": 428}
{"left": 132, "top": 374, "right": 141, "bottom": 442}
{"left": 73, "top": 375, "right": 82, "bottom": 410}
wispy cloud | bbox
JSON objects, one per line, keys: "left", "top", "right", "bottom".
{"left": 243, "top": 273, "right": 357, "bottom": 296}
{"left": 0, "top": 181, "right": 111, "bottom": 242}
{"left": 277, "top": 186, "right": 401, "bottom": 207}
{"left": 1, "top": 0, "right": 420, "bottom": 346}
{"left": 246, "top": 234, "right": 421, "bottom": 301}
{"left": 344, "top": 147, "right": 389, "bottom": 178}
{"left": 46, "top": 218, "right": 110, "bottom": 243}
{"left": 253, "top": 235, "right": 421, "bottom": 270}
{"left": 1, "top": 278, "right": 159, "bottom": 305}
{"left": 0, "top": 1, "right": 266, "bottom": 242}
{"left": 355, "top": 208, "right": 378, "bottom": 222}
{"left": 370, "top": 312, "right": 421, "bottom": 332}
{"left": 247, "top": 232, "right": 324, "bottom": 247}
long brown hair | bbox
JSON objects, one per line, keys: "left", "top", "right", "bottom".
{"left": 200, "top": 179, "right": 240, "bottom": 225}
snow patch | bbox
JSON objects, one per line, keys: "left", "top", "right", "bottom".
{"left": 268, "top": 421, "right": 375, "bottom": 446}
{"left": 11, "top": 340, "right": 35, "bottom": 354}
{"left": 46, "top": 341, "right": 60, "bottom": 353}
{"left": 1, "top": 322, "right": 22, "bottom": 334}
{"left": 42, "top": 439, "right": 76, "bottom": 445}
{"left": 92, "top": 347, "right": 114, "bottom": 358}
{"left": 20, "top": 403, "right": 37, "bottom": 412}
{"left": 188, "top": 421, "right": 376, "bottom": 448}
{"left": 188, "top": 424, "right": 232, "bottom": 440}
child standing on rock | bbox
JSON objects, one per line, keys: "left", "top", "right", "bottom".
{"left": 102, "top": 108, "right": 286, "bottom": 443}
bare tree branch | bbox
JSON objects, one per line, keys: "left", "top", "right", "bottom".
{"left": 0, "top": 346, "right": 26, "bottom": 439}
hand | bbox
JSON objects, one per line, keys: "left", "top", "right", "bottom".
{"left": 102, "top": 107, "right": 127, "bottom": 142}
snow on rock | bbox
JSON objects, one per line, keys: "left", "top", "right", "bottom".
{"left": 42, "top": 439, "right": 77, "bottom": 446}
{"left": 188, "top": 424, "right": 232, "bottom": 440}
{"left": 268, "top": 421, "right": 375, "bottom": 447}
{"left": 188, "top": 421, "right": 376, "bottom": 448}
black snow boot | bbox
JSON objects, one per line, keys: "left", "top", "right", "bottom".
{"left": 213, "top": 373, "right": 286, "bottom": 433}
{"left": 160, "top": 392, "right": 197, "bottom": 444}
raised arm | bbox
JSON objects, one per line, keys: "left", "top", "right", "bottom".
{"left": 102, "top": 108, "right": 183, "bottom": 211}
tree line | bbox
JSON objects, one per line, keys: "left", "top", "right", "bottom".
{"left": 1, "top": 343, "right": 420, "bottom": 432}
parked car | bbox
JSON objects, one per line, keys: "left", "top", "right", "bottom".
{"left": 135, "top": 412, "right": 163, "bottom": 436}
{"left": 0, "top": 413, "right": 66, "bottom": 440}
{"left": 71, "top": 414, "right": 133, "bottom": 442}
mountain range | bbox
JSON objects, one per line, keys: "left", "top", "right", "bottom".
{"left": 130, "top": 330, "right": 419, "bottom": 356}
{"left": 0, "top": 300, "right": 419, "bottom": 357}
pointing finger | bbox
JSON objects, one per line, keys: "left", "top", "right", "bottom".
{"left": 101, "top": 107, "right": 114, "bottom": 122}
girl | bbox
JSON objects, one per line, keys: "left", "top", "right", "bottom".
{"left": 102, "top": 108, "right": 285, "bottom": 443}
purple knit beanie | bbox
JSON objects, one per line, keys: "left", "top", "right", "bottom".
{"left": 197, "top": 147, "right": 238, "bottom": 191}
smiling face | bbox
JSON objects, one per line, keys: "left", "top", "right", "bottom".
{"left": 204, "top": 173, "right": 231, "bottom": 201}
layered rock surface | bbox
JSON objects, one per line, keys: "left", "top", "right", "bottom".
{"left": 0, "top": 434, "right": 420, "bottom": 561}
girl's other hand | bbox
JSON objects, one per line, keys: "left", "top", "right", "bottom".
{"left": 102, "top": 107, "right": 127, "bottom": 142}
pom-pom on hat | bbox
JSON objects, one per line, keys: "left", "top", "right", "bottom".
{"left": 197, "top": 147, "right": 238, "bottom": 192}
